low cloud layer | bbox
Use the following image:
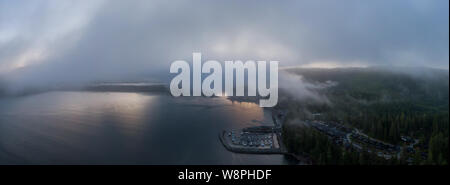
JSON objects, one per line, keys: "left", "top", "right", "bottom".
{"left": 279, "top": 72, "right": 337, "bottom": 104}
{"left": 0, "top": 0, "right": 448, "bottom": 90}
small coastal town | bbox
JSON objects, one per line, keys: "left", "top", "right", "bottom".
{"left": 221, "top": 108, "right": 422, "bottom": 165}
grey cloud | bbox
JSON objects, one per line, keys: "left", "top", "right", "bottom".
{"left": 279, "top": 71, "right": 336, "bottom": 104}
{"left": 0, "top": 0, "right": 448, "bottom": 91}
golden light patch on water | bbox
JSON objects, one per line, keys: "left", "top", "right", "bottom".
{"left": 50, "top": 92, "right": 156, "bottom": 136}
{"left": 222, "top": 99, "right": 266, "bottom": 128}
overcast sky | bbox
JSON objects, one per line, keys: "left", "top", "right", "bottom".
{"left": 0, "top": 0, "right": 448, "bottom": 87}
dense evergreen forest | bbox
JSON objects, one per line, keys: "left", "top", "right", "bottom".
{"left": 281, "top": 67, "right": 449, "bottom": 165}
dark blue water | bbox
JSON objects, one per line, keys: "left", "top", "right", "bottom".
{"left": 0, "top": 91, "right": 292, "bottom": 164}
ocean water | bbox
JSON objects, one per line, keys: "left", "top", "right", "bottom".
{"left": 0, "top": 91, "right": 294, "bottom": 164}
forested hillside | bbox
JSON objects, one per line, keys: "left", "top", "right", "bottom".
{"left": 281, "top": 67, "right": 449, "bottom": 165}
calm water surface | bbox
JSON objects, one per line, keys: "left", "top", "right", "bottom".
{"left": 0, "top": 91, "right": 294, "bottom": 164}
